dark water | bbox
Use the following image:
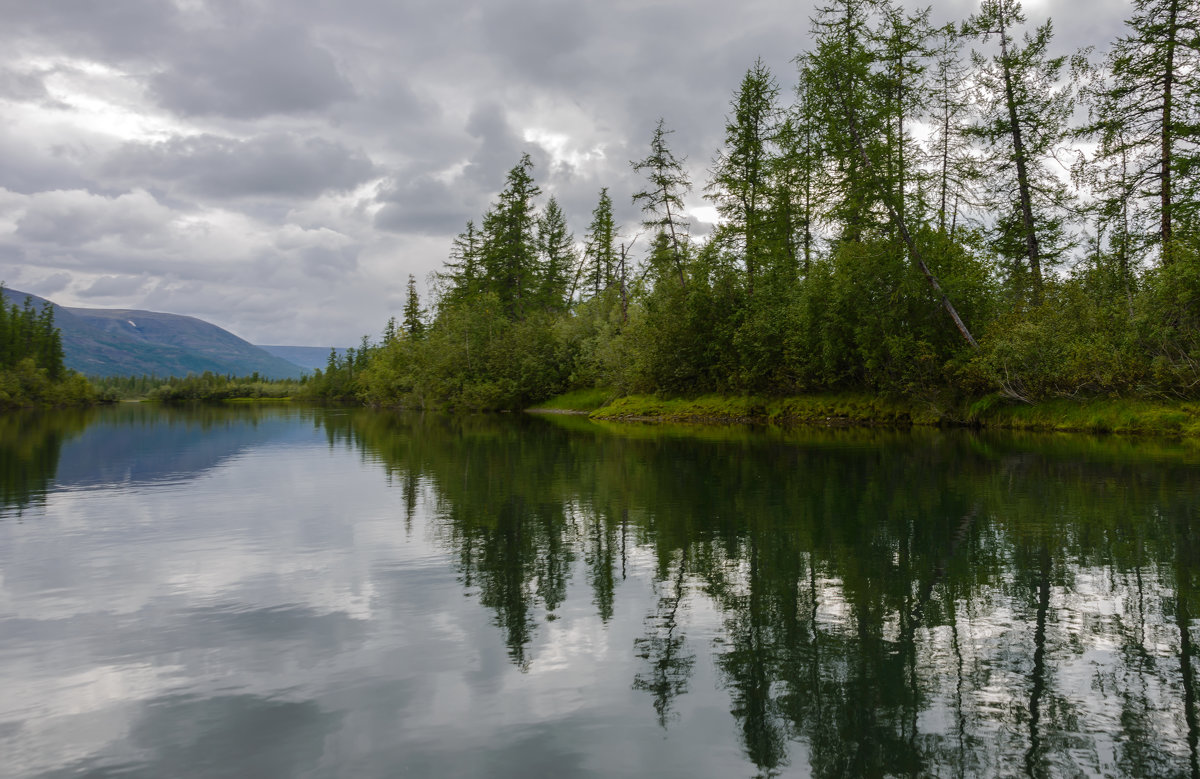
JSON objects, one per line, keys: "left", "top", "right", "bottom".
{"left": 1, "top": 405, "right": 1198, "bottom": 778}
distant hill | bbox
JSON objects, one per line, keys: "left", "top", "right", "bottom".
{"left": 2, "top": 287, "right": 307, "bottom": 379}
{"left": 256, "top": 345, "right": 349, "bottom": 372}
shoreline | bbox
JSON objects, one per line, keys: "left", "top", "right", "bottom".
{"left": 529, "top": 392, "right": 1200, "bottom": 439}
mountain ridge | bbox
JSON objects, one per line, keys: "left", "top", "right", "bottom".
{"left": 2, "top": 287, "right": 308, "bottom": 379}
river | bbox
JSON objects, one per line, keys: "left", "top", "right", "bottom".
{"left": 1, "top": 404, "right": 1197, "bottom": 777}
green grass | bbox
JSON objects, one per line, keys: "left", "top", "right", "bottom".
{"left": 586, "top": 393, "right": 939, "bottom": 426}
{"left": 975, "top": 397, "right": 1200, "bottom": 436}
{"left": 542, "top": 390, "right": 1200, "bottom": 439}
{"left": 528, "top": 387, "right": 617, "bottom": 412}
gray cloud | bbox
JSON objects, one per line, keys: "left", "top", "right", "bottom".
{"left": 0, "top": 133, "right": 92, "bottom": 195}
{"left": 1, "top": 0, "right": 180, "bottom": 62}
{"left": 0, "top": 66, "right": 54, "bottom": 104}
{"left": 477, "top": 0, "right": 593, "bottom": 84}
{"left": 461, "top": 102, "right": 547, "bottom": 187}
{"left": 27, "top": 271, "right": 72, "bottom": 296}
{"left": 79, "top": 274, "right": 148, "bottom": 298}
{"left": 149, "top": 25, "right": 354, "bottom": 119}
{"left": 375, "top": 174, "right": 476, "bottom": 235}
{"left": 375, "top": 101, "right": 557, "bottom": 235}
{"left": 103, "top": 133, "right": 376, "bottom": 200}
{"left": 15, "top": 190, "right": 173, "bottom": 247}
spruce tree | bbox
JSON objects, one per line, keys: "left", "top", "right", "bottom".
{"left": 441, "top": 220, "right": 483, "bottom": 305}
{"left": 581, "top": 188, "right": 618, "bottom": 299}
{"left": 535, "top": 196, "right": 575, "bottom": 311}
{"left": 707, "top": 59, "right": 781, "bottom": 296}
{"left": 480, "top": 154, "right": 541, "bottom": 318}
{"left": 403, "top": 274, "right": 424, "bottom": 338}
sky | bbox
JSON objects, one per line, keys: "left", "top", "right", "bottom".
{"left": 0, "top": 0, "right": 1133, "bottom": 347}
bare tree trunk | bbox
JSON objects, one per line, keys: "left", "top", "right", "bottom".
{"left": 998, "top": 16, "right": 1044, "bottom": 300}
{"left": 1161, "top": 0, "right": 1178, "bottom": 263}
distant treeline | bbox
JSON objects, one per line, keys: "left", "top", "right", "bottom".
{"left": 306, "top": 0, "right": 1200, "bottom": 411}
{"left": 0, "top": 284, "right": 94, "bottom": 408}
{"left": 91, "top": 372, "right": 309, "bottom": 402}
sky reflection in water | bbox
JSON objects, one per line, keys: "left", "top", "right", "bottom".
{"left": 0, "top": 405, "right": 1197, "bottom": 778}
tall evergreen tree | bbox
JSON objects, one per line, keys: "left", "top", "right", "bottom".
{"left": 927, "top": 24, "right": 978, "bottom": 236}
{"left": 632, "top": 120, "right": 692, "bottom": 286}
{"left": 872, "top": 2, "right": 936, "bottom": 227}
{"left": 708, "top": 59, "right": 781, "bottom": 296}
{"left": 403, "top": 274, "right": 424, "bottom": 338}
{"left": 535, "top": 196, "right": 575, "bottom": 311}
{"left": 965, "top": 0, "right": 1081, "bottom": 301}
{"left": 440, "top": 220, "right": 483, "bottom": 306}
{"left": 480, "top": 154, "right": 541, "bottom": 318}
{"left": 1087, "top": 0, "right": 1200, "bottom": 265}
{"left": 581, "top": 188, "right": 619, "bottom": 298}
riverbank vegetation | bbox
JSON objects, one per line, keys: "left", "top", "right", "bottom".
{"left": 0, "top": 285, "right": 95, "bottom": 408}
{"left": 89, "top": 372, "right": 308, "bottom": 402}
{"left": 574, "top": 391, "right": 1200, "bottom": 437}
{"left": 308, "top": 0, "right": 1200, "bottom": 420}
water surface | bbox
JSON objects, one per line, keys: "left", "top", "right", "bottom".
{"left": 1, "top": 405, "right": 1197, "bottom": 777}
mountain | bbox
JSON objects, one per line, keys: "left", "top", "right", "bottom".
{"left": 255, "top": 345, "right": 348, "bottom": 372}
{"left": 2, "top": 287, "right": 306, "bottom": 379}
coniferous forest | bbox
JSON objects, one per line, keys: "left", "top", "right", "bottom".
{"left": 308, "top": 0, "right": 1200, "bottom": 412}
{"left": 0, "top": 285, "right": 94, "bottom": 408}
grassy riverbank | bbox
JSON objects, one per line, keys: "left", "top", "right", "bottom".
{"left": 531, "top": 391, "right": 1200, "bottom": 438}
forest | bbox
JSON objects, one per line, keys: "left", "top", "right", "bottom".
{"left": 0, "top": 285, "right": 94, "bottom": 408}
{"left": 305, "top": 0, "right": 1200, "bottom": 413}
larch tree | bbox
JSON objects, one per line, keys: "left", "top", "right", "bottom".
{"left": 872, "top": 1, "right": 936, "bottom": 227}
{"left": 927, "top": 24, "right": 978, "bottom": 237}
{"left": 632, "top": 119, "right": 692, "bottom": 287}
{"left": 1087, "top": 0, "right": 1200, "bottom": 266}
{"left": 965, "top": 0, "right": 1081, "bottom": 302}
{"left": 807, "top": 0, "right": 981, "bottom": 348}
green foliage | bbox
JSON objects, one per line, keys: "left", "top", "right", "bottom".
{"left": 360, "top": 292, "right": 572, "bottom": 410}
{"left": 965, "top": 237, "right": 1200, "bottom": 400}
{"left": 138, "top": 372, "right": 304, "bottom": 402}
{"left": 301, "top": 345, "right": 372, "bottom": 402}
{"left": 0, "top": 359, "right": 96, "bottom": 409}
{"left": 349, "top": 2, "right": 1200, "bottom": 416}
{"left": 580, "top": 188, "right": 619, "bottom": 299}
{"left": 529, "top": 387, "right": 617, "bottom": 412}
{"left": 632, "top": 120, "right": 692, "bottom": 286}
{"left": 402, "top": 274, "right": 425, "bottom": 338}
{"left": 0, "top": 284, "right": 95, "bottom": 408}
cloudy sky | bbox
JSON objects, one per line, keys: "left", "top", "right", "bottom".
{"left": 0, "top": 0, "right": 1130, "bottom": 347}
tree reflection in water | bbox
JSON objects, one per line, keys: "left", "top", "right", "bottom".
{"left": 11, "top": 407, "right": 1190, "bottom": 776}
{"left": 315, "top": 410, "right": 1200, "bottom": 777}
